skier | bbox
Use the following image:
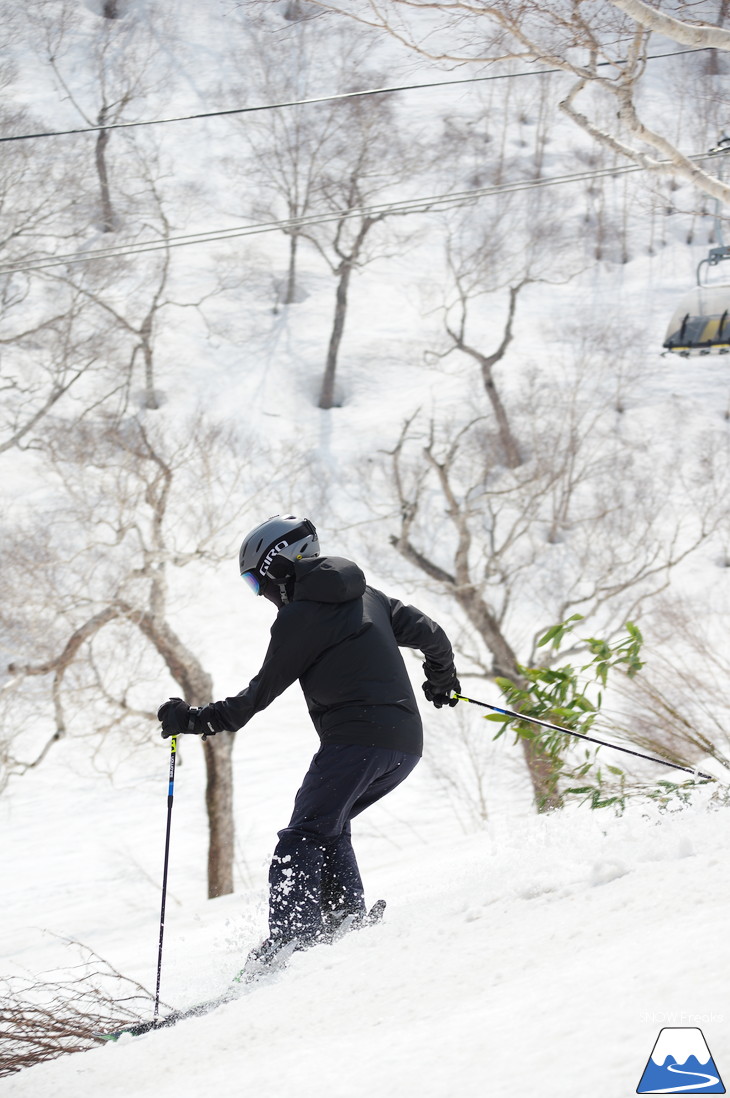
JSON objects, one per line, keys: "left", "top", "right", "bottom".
{"left": 157, "top": 514, "right": 460, "bottom": 970}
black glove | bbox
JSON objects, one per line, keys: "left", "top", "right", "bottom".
{"left": 158, "top": 697, "right": 201, "bottom": 738}
{"left": 157, "top": 697, "right": 222, "bottom": 739}
{"left": 421, "top": 667, "right": 461, "bottom": 709}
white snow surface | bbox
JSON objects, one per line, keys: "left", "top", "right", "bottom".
{"left": 2, "top": 737, "right": 730, "bottom": 1097}
{"left": 2, "top": 4, "right": 730, "bottom": 1097}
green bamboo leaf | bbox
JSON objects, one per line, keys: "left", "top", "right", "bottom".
{"left": 573, "top": 696, "right": 596, "bottom": 712}
{"left": 537, "top": 624, "right": 562, "bottom": 647}
{"left": 494, "top": 676, "right": 516, "bottom": 692}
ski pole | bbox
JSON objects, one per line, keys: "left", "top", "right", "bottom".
{"left": 453, "top": 693, "right": 717, "bottom": 782}
{"left": 154, "top": 734, "right": 177, "bottom": 1024}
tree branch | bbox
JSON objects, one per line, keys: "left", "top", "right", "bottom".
{"left": 607, "top": 0, "right": 730, "bottom": 47}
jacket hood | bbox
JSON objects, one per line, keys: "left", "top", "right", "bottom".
{"left": 293, "top": 556, "right": 366, "bottom": 604}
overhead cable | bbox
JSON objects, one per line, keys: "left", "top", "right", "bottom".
{"left": 0, "top": 150, "right": 717, "bottom": 277}
{"left": 0, "top": 47, "right": 711, "bottom": 145}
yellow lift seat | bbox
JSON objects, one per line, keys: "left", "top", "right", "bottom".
{"left": 663, "top": 284, "right": 730, "bottom": 356}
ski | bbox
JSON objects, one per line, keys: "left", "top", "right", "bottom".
{"left": 330, "top": 897, "right": 387, "bottom": 941}
{"left": 359, "top": 897, "right": 387, "bottom": 928}
{"left": 368, "top": 898, "right": 386, "bottom": 923}
{"left": 95, "top": 990, "right": 239, "bottom": 1042}
{"left": 232, "top": 933, "right": 301, "bottom": 985}
{"left": 96, "top": 940, "right": 294, "bottom": 1041}
{"left": 96, "top": 900, "right": 387, "bottom": 1041}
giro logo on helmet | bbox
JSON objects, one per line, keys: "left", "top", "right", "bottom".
{"left": 259, "top": 540, "right": 290, "bottom": 578}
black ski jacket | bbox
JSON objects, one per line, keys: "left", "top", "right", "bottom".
{"left": 207, "top": 556, "right": 456, "bottom": 756}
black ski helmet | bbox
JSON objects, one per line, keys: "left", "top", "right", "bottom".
{"left": 239, "top": 514, "right": 319, "bottom": 596}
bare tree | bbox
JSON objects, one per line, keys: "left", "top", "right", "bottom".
{"left": 427, "top": 186, "right": 578, "bottom": 467}
{"left": 0, "top": 941, "right": 154, "bottom": 1076}
{"left": 300, "top": 93, "right": 422, "bottom": 408}
{"left": 441, "top": 277, "right": 525, "bottom": 469}
{"left": 44, "top": 166, "right": 223, "bottom": 412}
{"left": 0, "top": 109, "right": 88, "bottom": 266}
{"left": 25, "top": 0, "right": 173, "bottom": 232}
{"left": 55, "top": 246, "right": 173, "bottom": 412}
{"left": 608, "top": 430, "right": 730, "bottom": 778}
{"left": 0, "top": 109, "right": 135, "bottom": 453}
{"left": 311, "top": 204, "right": 388, "bottom": 410}
{"left": 224, "top": 14, "right": 381, "bottom": 309}
{"left": 0, "top": 282, "right": 112, "bottom": 453}
{"left": 367, "top": 355, "right": 719, "bottom": 808}
{"left": 311, "top": 0, "right": 730, "bottom": 208}
{"left": 614, "top": 600, "right": 730, "bottom": 779}
{"left": 1, "top": 414, "right": 282, "bottom": 898}
{"left": 225, "top": 5, "right": 425, "bottom": 405}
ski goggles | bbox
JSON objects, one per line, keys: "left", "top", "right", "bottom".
{"left": 241, "top": 571, "right": 261, "bottom": 596}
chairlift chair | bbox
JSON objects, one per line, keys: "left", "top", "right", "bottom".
{"left": 664, "top": 134, "right": 730, "bottom": 357}
{"left": 663, "top": 245, "right": 730, "bottom": 357}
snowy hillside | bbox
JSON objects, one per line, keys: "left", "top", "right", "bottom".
{"left": 2, "top": 1, "right": 730, "bottom": 1095}
{"left": 3, "top": 757, "right": 729, "bottom": 1097}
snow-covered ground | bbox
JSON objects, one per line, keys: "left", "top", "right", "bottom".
{"left": 2, "top": 735, "right": 729, "bottom": 1097}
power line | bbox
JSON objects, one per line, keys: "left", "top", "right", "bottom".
{"left": 0, "top": 47, "right": 711, "bottom": 145}
{"left": 1, "top": 150, "right": 716, "bottom": 276}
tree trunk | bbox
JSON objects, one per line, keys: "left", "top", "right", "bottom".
{"left": 391, "top": 524, "right": 562, "bottom": 811}
{"left": 140, "top": 315, "right": 159, "bottom": 410}
{"left": 95, "top": 108, "right": 114, "bottom": 234}
{"left": 456, "top": 592, "right": 519, "bottom": 682}
{"left": 607, "top": 0, "right": 730, "bottom": 47}
{"left": 319, "top": 259, "right": 353, "bottom": 409}
{"left": 284, "top": 0, "right": 312, "bottom": 20}
{"left": 455, "top": 591, "right": 563, "bottom": 810}
{"left": 285, "top": 231, "right": 299, "bottom": 306}
{"left": 450, "top": 283, "right": 524, "bottom": 467}
{"left": 318, "top": 215, "right": 376, "bottom": 410}
{"left": 481, "top": 364, "right": 522, "bottom": 468}
{"left": 522, "top": 736, "right": 563, "bottom": 811}
{"left": 133, "top": 610, "right": 236, "bottom": 897}
{"left": 203, "top": 734, "right": 236, "bottom": 898}
{"left": 141, "top": 341, "right": 159, "bottom": 409}
{"left": 706, "top": 0, "right": 729, "bottom": 75}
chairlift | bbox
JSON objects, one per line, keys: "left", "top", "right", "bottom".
{"left": 663, "top": 138, "right": 730, "bottom": 357}
{"left": 663, "top": 249, "right": 730, "bottom": 357}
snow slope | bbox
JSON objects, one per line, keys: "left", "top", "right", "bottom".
{"left": 3, "top": 769, "right": 729, "bottom": 1098}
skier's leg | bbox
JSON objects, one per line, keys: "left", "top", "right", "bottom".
{"left": 320, "top": 751, "right": 419, "bottom": 931}
{"left": 347, "top": 750, "right": 420, "bottom": 819}
{"left": 320, "top": 822, "right": 365, "bottom": 928}
{"left": 268, "top": 745, "right": 420, "bottom": 943}
{"left": 268, "top": 831, "right": 327, "bottom": 942}
{"left": 267, "top": 745, "right": 361, "bottom": 943}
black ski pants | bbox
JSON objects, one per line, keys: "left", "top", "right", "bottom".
{"left": 268, "top": 743, "right": 420, "bottom": 942}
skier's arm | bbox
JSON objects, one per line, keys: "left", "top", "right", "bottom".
{"left": 388, "top": 597, "right": 457, "bottom": 687}
{"left": 202, "top": 612, "right": 311, "bottom": 733}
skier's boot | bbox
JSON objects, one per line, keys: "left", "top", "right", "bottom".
{"left": 322, "top": 899, "right": 387, "bottom": 943}
{"left": 362, "top": 898, "right": 387, "bottom": 927}
{"left": 234, "top": 934, "right": 302, "bottom": 984}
